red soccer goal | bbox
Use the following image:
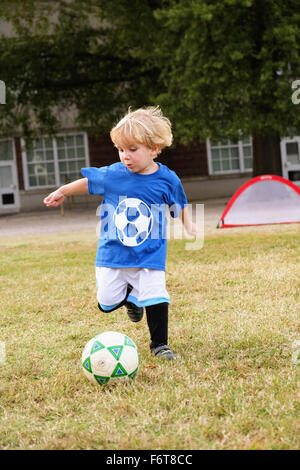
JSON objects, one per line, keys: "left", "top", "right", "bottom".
{"left": 217, "top": 174, "right": 300, "bottom": 228}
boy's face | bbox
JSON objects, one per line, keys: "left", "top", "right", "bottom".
{"left": 116, "top": 141, "right": 159, "bottom": 174}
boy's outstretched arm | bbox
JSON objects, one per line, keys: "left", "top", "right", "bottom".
{"left": 43, "top": 178, "right": 88, "bottom": 207}
{"left": 179, "top": 206, "right": 198, "bottom": 237}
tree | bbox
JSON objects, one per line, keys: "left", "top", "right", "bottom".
{"left": 0, "top": 0, "right": 160, "bottom": 139}
{"left": 152, "top": 0, "right": 300, "bottom": 175}
{"left": 1, "top": 0, "right": 300, "bottom": 176}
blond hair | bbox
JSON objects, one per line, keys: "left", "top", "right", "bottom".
{"left": 110, "top": 106, "right": 173, "bottom": 154}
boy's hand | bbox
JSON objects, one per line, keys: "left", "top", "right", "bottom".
{"left": 179, "top": 207, "right": 198, "bottom": 237}
{"left": 185, "top": 222, "right": 198, "bottom": 237}
{"left": 43, "top": 189, "right": 66, "bottom": 207}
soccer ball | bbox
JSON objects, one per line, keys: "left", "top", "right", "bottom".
{"left": 81, "top": 331, "right": 139, "bottom": 386}
{"left": 114, "top": 197, "right": 153, "bottom": 247}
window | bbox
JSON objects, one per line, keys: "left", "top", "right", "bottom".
{"left": 285, "top": 142, "right": 300, "bottom": 165}
{"left": 0, "top": 138, "right": 20, "bottom": 210}
{"left": 0, "top": 139, "right": 14, "bottom": 161}
{"left": 207, "top": 137, "right": 253, "bottom": 175}
{"left": 22, "top": 133, "right": 89, "bottom": 189}
{"left": 25, "top": 137, "right": 56, "bottom": 187}
{"left": 280, "top": 136, "right": 300, "bottom": 183}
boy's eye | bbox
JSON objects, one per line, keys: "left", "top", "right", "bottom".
{"left": 117, "top": 147, "right": 136, "bottom": 153}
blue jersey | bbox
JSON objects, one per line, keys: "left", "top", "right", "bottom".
{"left": 81, "top": 162, "right": 187, "bottom": 271}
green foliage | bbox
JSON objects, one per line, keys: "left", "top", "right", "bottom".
{"left": 153, "top": 0, "right": 300, "bottom": 142}
{"left": 0, "top": 1, "right": 160, "bottom": 138}
{"left": 1, "top": 0, "right": 300, "bottom": 146}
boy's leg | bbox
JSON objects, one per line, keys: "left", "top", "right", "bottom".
{"left": 98, "top": 284, "right": 143, "bottom": 321}
{"left": 124, "top": 299, "right": 144, "bottom": 322}
{"left": 98, "top": 285, "right": 132, "bottom": 313}
{"left": 146, "top": 302, "right": 178, "bottom": 360}
{"left": 145, "top": 302, "right": 168, "bottom": 349}
{"left": 96, "top": 267, "right": 130, "bottom": 312}
{"left": 96, "top": 266, "right": 143, "bottom": 320}
{"left": 126, "top": 269, "right": 177, "bottom": 359}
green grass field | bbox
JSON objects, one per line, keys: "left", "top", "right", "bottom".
{"left": 0, "top": 224, "right": 299, "bottom": 450}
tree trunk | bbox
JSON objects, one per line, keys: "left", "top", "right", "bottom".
{"left": 252, "top": 133, "right": 282, "bottom": 177}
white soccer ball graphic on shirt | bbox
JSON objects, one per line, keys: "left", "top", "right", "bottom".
{"left": 82, "top": 331, "right": 139, "bottom": 386}
{"left": 113, "top": 197, "right": 153, "bottom": 246}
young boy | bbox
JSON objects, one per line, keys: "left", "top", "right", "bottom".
{"left": 44, "top": 106, "right": 197, "bottom": 360}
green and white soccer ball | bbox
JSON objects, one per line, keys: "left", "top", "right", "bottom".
{"left": 81, "top": 331, "right": 139, "bottom": 386}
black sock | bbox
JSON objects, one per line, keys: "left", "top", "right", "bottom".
{"left": 145, "top": 302, "right": 168, "bottom": 350}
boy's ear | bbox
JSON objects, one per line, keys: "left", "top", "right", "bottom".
{"left": 151, "top": 144, "right": 160, "bottom": 156}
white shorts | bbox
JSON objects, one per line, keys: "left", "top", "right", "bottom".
{"left": 96, "top": 267, "right": 170, "bottom": 310}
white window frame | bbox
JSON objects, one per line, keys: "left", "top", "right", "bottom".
{"left": 21, "top": 132, "right": 90, "bottom": 190}
{"left": 0, "top": 137, "right": 20, "bottom": 210}
{"left": 206, "top": 137, "right": 253, "bottom": 175}
{"left": 280, "top": 136, "right": 300, "bottom": 183}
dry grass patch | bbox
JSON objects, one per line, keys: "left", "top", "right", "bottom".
{"left": 0, "top": 226, "right": 299, "bottom": 449}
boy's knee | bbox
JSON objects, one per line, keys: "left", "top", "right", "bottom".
{"left": 97, "top": 284, "right": 132, "bottom": 313}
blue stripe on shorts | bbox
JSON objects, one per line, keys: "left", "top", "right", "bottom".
{"left": 99, "top": 302, "right": 122, "bottom": 312}
{"left": 127, "top": 294, "right": 170, "bottom": 307}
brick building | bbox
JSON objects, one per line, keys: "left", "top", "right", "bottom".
{"left": 1, "top": 128, "right": 299, "bottom": 214}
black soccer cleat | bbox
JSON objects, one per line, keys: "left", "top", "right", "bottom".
{"left": 151, "top": 345, "right": 179, "bottom": 360}
{"left": 125, "top": 301, "right": 144, "bottom": 322}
